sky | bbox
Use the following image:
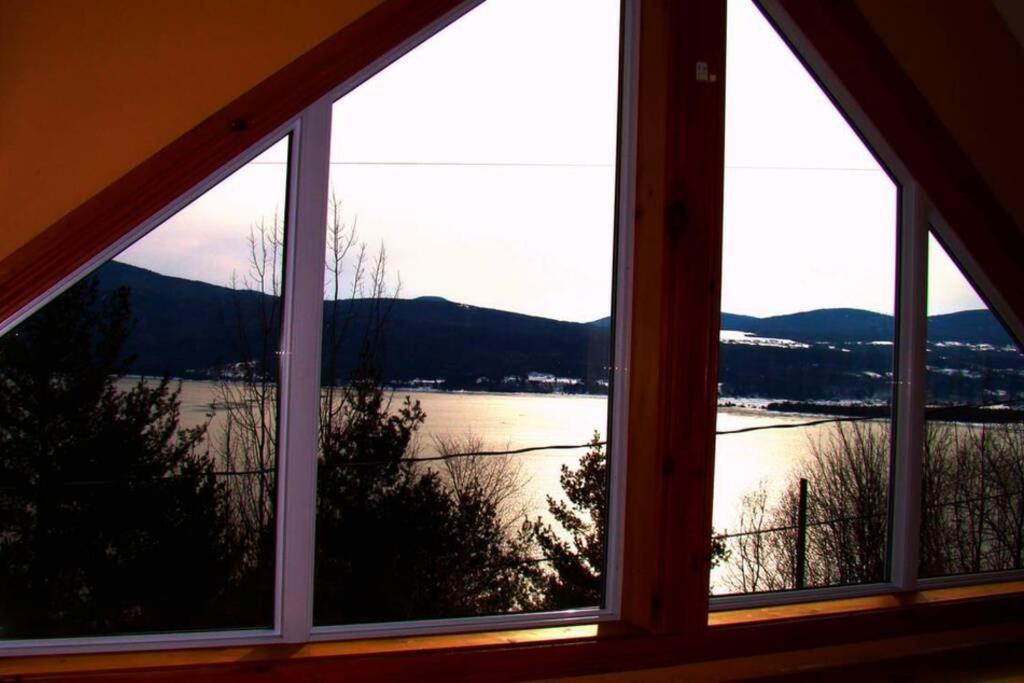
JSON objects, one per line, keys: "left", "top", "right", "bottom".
{"left": 116, "top": 0, "right": 986, "bottom": 322}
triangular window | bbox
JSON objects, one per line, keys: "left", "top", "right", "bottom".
{"left": 0, "top": 137, "right": 290, "bottom": 637}
{"left": 920, "top": 231, "right": 1024, "bottom": 577}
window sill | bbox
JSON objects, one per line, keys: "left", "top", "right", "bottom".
{"left": 0, "top": 624, "right": 610, "bottom": 679}
{"left": 2, "top": 583, "right": 1023, "bottom": 681}
{"left": 708, "top": 579, "right": 1024, "bottom": 627}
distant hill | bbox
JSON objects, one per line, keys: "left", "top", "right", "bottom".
{"left": 93, "top": 262, "right": 609, "bottom": 388}
{"left": 721, "top": 307, "right": 1014, "bottom": 346}
{"left": 87, "top": 261, "right": 1022, "bottom": 401}
{"left": 739, "top": 308, "right": 894, "bottom": 342}
{"left": 927, "top": 309, "right": 1014, "bottom": 345}
{"left": 721, "top": 312, "right": 761, "bottom": 332}
{"left": 94, "top": 261, "right": 261, "bottom": 378}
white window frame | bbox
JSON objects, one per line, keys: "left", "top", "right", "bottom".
{"left": 913, "top": 208, "right": 1024, "bottom": 591}
{"left": 710, "top": 0, "right": 1024, "bottom": 611}
{"left": 0, "top": 0, "right": 639, "bottom": 656}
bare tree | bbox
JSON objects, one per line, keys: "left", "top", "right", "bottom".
{"left": 921, "top": 421, "right": 1024, "bottom": 575}
{"left": 726, "top": 416, "right": 1024, "bottom": 594}
{"left": 726, "top": 484, "right": 795, "bottom": 593}
{"left": 726, "top": 420, "right": 889, "bottom": 593}
{"left": 208, "top": 197, "right": 546, "bottom": 621}
{"left": 214, "top": 215, "right": 284, "bottom": 570}
{"left": 433, "top": 431, "right": 531, "bottom": 535}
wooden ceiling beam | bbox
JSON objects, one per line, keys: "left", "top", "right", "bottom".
{"left": 770, "top": 0, "right": 1024, "bottom": 336}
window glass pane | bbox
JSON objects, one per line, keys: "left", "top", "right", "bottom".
{"left": 711, "top": 0, "right": 898, "bottom": 596}
{"left": 0, "top": 139, "right": 289, "bottom": 638}
{"left": 920, "top": 232, "right": 1024, "bottom": 578}
{"left": 313, "top": 0, "right": 620, "bottom": 625}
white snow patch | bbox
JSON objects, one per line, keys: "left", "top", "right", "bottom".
{"left": 719, "top": 330, "right": 810, "bottom": 349}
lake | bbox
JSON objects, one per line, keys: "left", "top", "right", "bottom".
{"left": 126, "top": 379, "right": 837, "bottom": 591}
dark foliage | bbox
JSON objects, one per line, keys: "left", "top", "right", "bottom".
{"left": 313, "top": 376, "right": 542, "bottom": 625}
{"left": 95, "top": 261, "right": 610, "bottom": 388}
{"left": 532, "top": 433, "right": 729, "bottom": 607}
{"left": 532, "top": 432, "right": 608, "bottom": 610}
{"left": 0, "top": 278, "right": 251, "bottom": 638}
{"left": 93, "top": 262, "right": 1023, "bottom": 404}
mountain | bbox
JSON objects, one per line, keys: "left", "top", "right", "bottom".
{"left": 93, "top": 261, "right": 263, "bottom": 378}
{"left": 736, "top": 308, "right": 894, "bottom": 342}
{"left": 321, "top": 295, "right": 610, "bottom": 387}
{"left": 92, "top": 262, "right": 609, "bottom": 387}
{"left": 927, "top": 309, "right": 1014, "bottom": 345}
{"left": 721, "top": 312, "right": 762, "bottom": 332}
{"left": 87, "top": 262, "right": 1022, "bottom": 401}
{"left": 721, "top": 307, "right": 1015, "bottom": 347}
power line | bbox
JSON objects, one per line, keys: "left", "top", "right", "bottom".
{"left": 2, "top": 399, "right": 1019, "bottom": 489}
{"left": 715, "top": 414, "right": 878, "bottom": 436}
{"left": 247, "top": 160, "right": 881, "bottom": 172}
{"left": 725, "top": 164, "right": 882, "bottom": 173}
{"left": 715, "top": 398, "right": 1024, "bottom": 436}
{"left": 249, "top": 160, "right": 611, "bottom": 168}
{"left": 270, "top": 440, "right": 608, "bottom": 470}
{"left": 716, "top": 489, "right": 1024, "bottom": 541}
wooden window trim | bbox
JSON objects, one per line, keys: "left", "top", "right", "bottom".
{"left": 1, "top": 587, "right": 1021, "bottom": 680}
{"left": 0, "top": 0, "right": 477, "bottom": 326}
{"left": 708, "top": 580, "right": 1024, "bottom": 627}
{"left": 767, "top": 0, "right": 1024, "bottom": 339}
{"left": 2, "top": 0, "right": 1023, "bottom": 678}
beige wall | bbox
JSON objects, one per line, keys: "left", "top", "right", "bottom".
{"left": 0, "top": 0, "right": 382, "bottom": 262}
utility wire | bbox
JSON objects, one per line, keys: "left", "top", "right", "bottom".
{"left": 725, "top": 164, "right": 882, "bottom": 172}
{"left": 715, "top": 415, "right": 877, "bottom": 436}
{"left": 1, "top": 399, "right": 1020, "bottom": 488}
{"left": 716, "top": 489, "right": 1024, "bottom": 541}
{"left": 248, "top": 160, "right": 882, "bottom": 172}
{"left": 249, "top": 160, "right": 610, "bottom": 168}
{"left": 715, "top": 398, "right": 1024, "bottom": 436}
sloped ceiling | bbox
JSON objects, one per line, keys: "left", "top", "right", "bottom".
{"left": 993, "top": 0, "right": 1024, "bottom": 49}
{"left": 0, "top": 0, "right": 382, "bottom": 264}
{"left": 855, "top": 0, "right": 1024, "bottom": 231}
{"left": 2, "top": 0, "right": 1021, "bottom": 271}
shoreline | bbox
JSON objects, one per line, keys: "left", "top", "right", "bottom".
{"left": 118, "top": 377, "right": 1023, "bottom": 423}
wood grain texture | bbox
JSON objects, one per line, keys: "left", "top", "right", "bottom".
{"left": 0, "top": 0, "right": 473, "bottom": 326}
{"left": 618, "top": 0, "right": 671, "bottom": 634}
{"left": 655, "top": 0, "right": 727, "bottom": 636}
{"left": 537, "top": 624, "right": 1024, "bottom": 682}
{"left": 619, "top": 0, "right": 727, "bottom": 636}
{"left": 855, "top": 0, "right": 1024, "bottom": 230}
{"left": 708, "top": 580, "right": 1024, "bottom": 627}
{"left": 4, "top": 590, "right": 1022, "bottom": 681}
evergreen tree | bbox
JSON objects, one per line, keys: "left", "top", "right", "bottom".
{"left": 0, "top": 277, "right": 245, "bottom": 638}
{"left": 532, "top": 432, "right": 608, "bottom": 609}
{"left": 313, "top": 374, "right": 542, "bottom": 624}
{"left": 534, "top": 432, "right": 730, "bottom": 608}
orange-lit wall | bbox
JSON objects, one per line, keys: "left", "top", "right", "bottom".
{"left": 0, "top": 0, "right": 382, "bottom": 263}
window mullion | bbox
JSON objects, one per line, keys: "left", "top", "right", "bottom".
{"left": 276, "top": 99, "right": 333, "bottom": 642}
{"left": 890, "top": 181, "right": 929, "bottom": 591}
